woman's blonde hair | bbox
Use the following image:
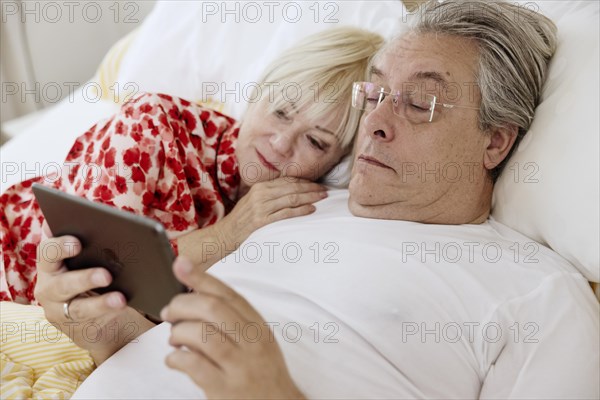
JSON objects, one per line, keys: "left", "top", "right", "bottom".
{"left": 250, "top": 27, "right": 384, "bottom": 150}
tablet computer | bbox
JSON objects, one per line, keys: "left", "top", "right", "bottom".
{"left": 32, "top": 183, "right": 186, "bottom": 319}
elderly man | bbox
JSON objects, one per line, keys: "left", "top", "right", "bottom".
{"left": 36, "top": 1, "right": 599, "bottom": 399}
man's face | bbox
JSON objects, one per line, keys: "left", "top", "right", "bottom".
{"left": 348, "top": 33, "right": 492, "bottom": 224}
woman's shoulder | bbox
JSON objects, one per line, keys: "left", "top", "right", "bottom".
{"left": 125, "top": 92, "right": 239, "bottom": 125}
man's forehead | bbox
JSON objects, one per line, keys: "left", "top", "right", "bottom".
{"left": 372, "top": 33, "right": 479, "bottom": 86}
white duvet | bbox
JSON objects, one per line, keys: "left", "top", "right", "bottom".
{"left": 73, "top": 190, "right": 599, "bottom": 399}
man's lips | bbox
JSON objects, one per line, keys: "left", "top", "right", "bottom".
{"left": 357, "top": 154, "right": 394, "bottom": 171}
{"left": 256, "top": 150, "right": 279, "bottom": 171}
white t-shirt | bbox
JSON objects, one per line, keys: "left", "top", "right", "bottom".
{"left": 73, "top": 190, "right": 600, "bottom": 399}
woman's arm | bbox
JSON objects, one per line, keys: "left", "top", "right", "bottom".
{"left": 177, "top": 222, "right": 232, "bottom": 273}
{"left": 177, "top": 177, "right": 327, "bottom": 272}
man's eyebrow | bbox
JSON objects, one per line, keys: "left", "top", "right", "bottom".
{"left": 409, "top": 71, "right": 449, "bottom": 88}
{"left": 370, "top": 67, "right": 448, "bottom": 89}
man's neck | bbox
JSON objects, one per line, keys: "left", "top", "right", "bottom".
{"left": 348, "top": 178, "right": 494, "bottom": 225}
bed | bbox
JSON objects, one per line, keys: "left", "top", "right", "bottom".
{"left": 2, "top": 0, "right": 597, "bottom": 288}
{"left": 0, "top": 0, "right": 598, "bottom": 398}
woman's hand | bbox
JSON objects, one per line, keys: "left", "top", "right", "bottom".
{"left": 177, "top": 177, "right": 327, "bottom": 271}
{"left": 161, "top": 257, "right": 305, "bottom": 399}
{"left": 222, "top": 177, "right": 327, "bottom": 243}
{"left": 34, "top": 234, "right": 156, "bottom": 365}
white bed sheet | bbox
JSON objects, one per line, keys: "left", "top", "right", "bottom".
{"left": 73, "top": 190, "right": 599, "bottom": 399}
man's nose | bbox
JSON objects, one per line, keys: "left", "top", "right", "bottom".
{"left": 363, "top": 97, "right": 396, "bottom": 142}
{"left": 270, "top": 131, "right": 294, "bottom": 156}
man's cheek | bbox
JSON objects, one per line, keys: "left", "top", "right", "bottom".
{"left": 353, "top": 128, "right": 370, "bottom": 153}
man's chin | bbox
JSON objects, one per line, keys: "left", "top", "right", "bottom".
{"left": 347, "top": 181, "right": 384, "bottom": 217}
{"left": 347, "top": 197, "right": 369, "bottom": 217}
{"left": 348, "top": 175, "right": 404, "bottom": 220}
{"left": 347, "top": 196, "right": 396, "bottom": 220}
{"left": 348, "top": 173, "right": 379, "bottom": 203}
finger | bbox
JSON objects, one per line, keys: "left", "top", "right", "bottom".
{"left": 266, "top": 204, "right": 317, "bottom": 224}
{"left": 266, "top": 176, "right": 305, "bottom": 185}
{"left": 36, "top": 236, "right": 81, "bottom": 273}
{"left": 165, "top": 348, "right": 223, "bottom": 390}
{"left": 169, "top": 257, "right": 264, "bottom": 322}
{"left": 41, "top": 220, "right": 53, "bottom": 239}
{"left": 169, "top": 320, "right": 240, "bottom": 365}
{"left": 267, "top": 179, "right": 327, "bottom": 193}
{"left": 60, "top": 291, "right": 127, "bottom": 322}
{"left": 265, "top": 190, "right": 327, "bottom": 212}
{"left": 48, "top": 267, "right": 113, "bottom": 302}
{"left": 162, "top": 292, "right": 248, "bottom": 331}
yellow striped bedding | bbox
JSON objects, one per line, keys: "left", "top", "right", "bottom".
{"left": 0, "top": 302, "right": 95, "bottom": 399}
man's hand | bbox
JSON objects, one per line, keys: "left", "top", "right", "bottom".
{"left": 161, "top": 257, "right": 305, "bottom": 399}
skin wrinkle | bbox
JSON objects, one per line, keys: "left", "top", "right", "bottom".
{"left": 432, "top": 34, "right": 480, "bottom": 104}
{"left": 348, "top": 33, "right": 513, "bottom": 225}
{"left": 363, "top": 124, "right": 454, "bottom": 215}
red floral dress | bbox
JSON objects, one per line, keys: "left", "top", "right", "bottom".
{"left": 0, "top": 93, "right": 240, "bottom": 304}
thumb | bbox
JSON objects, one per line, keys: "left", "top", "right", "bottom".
{"left": 172, "top": 256, "right": 237, "bottom": 300}
{"left": 172, "top": 256, "right": 198, "bottom": 288}
{"left": 41, "top": 220, "right": 53, "bottom": 240}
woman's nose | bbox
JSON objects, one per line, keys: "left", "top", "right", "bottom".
{"left": 270, "top": 131, "right": 294, "bottom": 156}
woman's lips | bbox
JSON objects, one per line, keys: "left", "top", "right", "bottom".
{"left": 256, "top": 150, "right": 279, "bottom": 171}
{"left": 357, "top": 154, "right": 394, "bottom": 171}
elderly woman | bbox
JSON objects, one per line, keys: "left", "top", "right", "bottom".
{"left": 0, "top": 27, "right": 383, "bottom": 303}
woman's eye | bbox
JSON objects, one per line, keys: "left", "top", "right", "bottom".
{"left": 307, "top": 135, "right": 325, "bottom": 151}
{"left": 274, "top": 109, "right": 290, "bottom": 120}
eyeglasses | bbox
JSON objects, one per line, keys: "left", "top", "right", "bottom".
{"left": 351, "top": 81, "right": 479, "bottom": 124}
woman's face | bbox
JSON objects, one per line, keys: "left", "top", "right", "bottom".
{"left": 235, "top": 99, "right": 347, "bottom": 190}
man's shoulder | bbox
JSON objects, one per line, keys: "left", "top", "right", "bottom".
{"left": 288, "top": 188, "right": 588, "bottom": 297}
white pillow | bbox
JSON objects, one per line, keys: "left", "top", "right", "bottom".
{"left": 115, "top": 0, "right": 407, "bottom": 120}
{"left": 492, "top": 1, "right": 600, "bottom": 282}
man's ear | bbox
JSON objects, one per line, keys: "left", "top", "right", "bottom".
{"left": 483, "top": 125, "right": 518, "bottom": 170}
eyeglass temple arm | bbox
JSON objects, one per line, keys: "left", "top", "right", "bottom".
{"left": 438, "top": 102, "right": 479, "bottom": 110}
{"left": 430, "top": 101, "right": 479, "bottom": 123}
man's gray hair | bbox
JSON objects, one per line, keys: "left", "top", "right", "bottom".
{"left": 409, "top": 0, "right": 557, "bottom": 180}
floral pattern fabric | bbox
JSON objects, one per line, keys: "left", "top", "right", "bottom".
{"left": 0, "top": 93, "right": 240, "bottom": 304}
